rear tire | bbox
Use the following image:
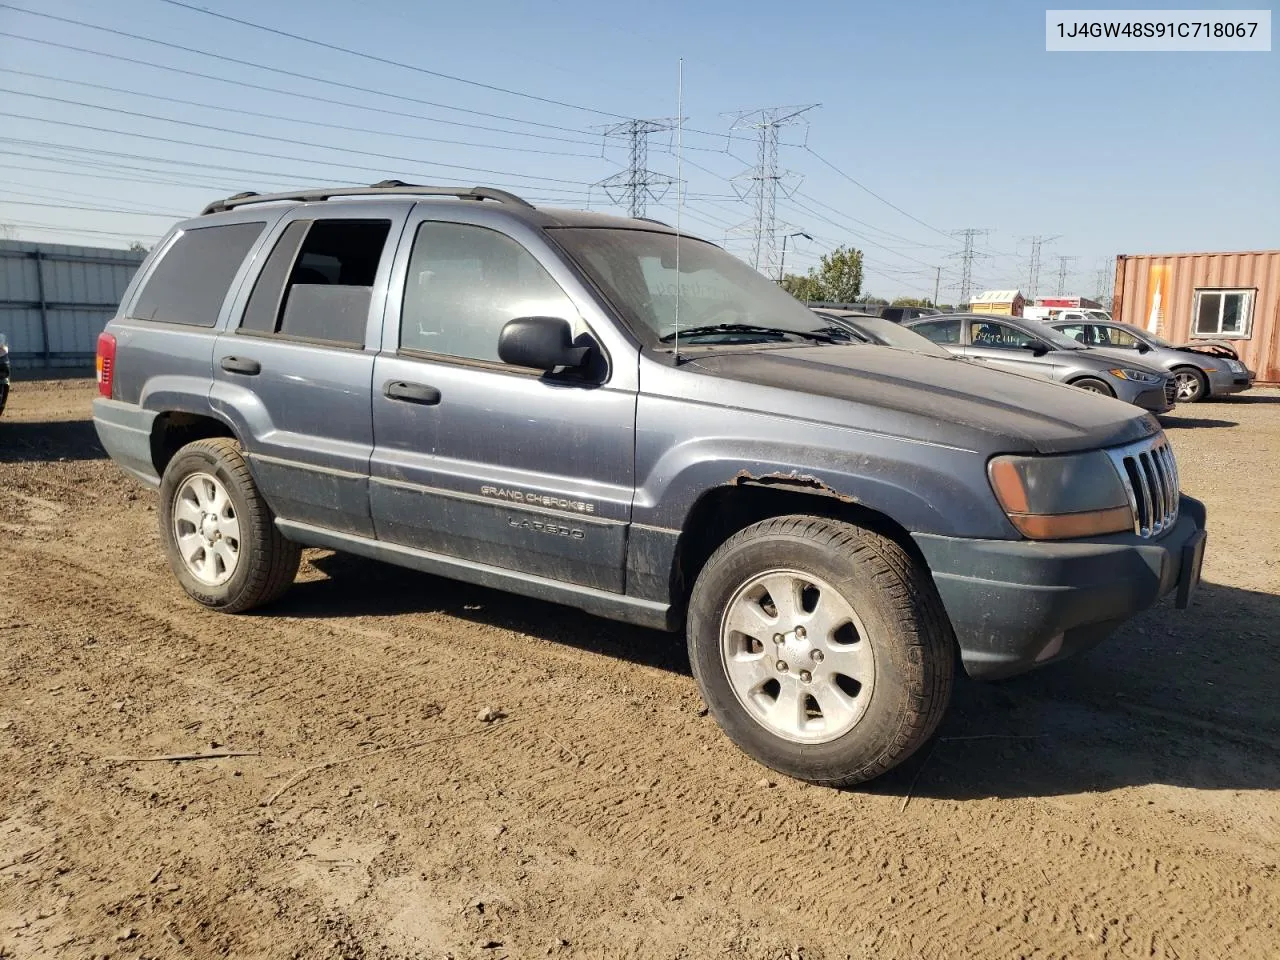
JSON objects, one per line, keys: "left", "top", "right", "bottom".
{"left": 1172, "top": 366, "right": 1208, "bottom": 403}
{"left": 159, "top": 437, "right": 300, "bottom": 613}
{"left": 687, "top": 515, "right": 954, "bottom": 787}
{"left": 1070, "top": 376, "right": 1114, "bottom": 396}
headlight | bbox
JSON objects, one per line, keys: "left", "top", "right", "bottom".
{"left": 1227, "top": 360, "right": 1245, "bottom": 373}
{"left": 1108, "top": 367, "right": 1161, "bottom": 384}
{"left": 988, "top": 451, "right": 1132, "bottom": 539}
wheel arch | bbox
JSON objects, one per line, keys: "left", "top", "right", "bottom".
{"left": 150, "top": 410, "right": 238, "bottom": 478}
{"left": 670, "top": 480, "right": 932, "bottom": 614}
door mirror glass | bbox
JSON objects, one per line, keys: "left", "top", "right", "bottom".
{"left": 498, "top": 316, "right": 590, "bottom": 371}
{"left": 1022, "top": 340, "right": 1050, "bottom": 357}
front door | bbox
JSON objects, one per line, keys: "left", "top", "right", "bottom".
{"left": 368, "top": 210, "right": 637, "bottom": 592}
{"left": 964, "top": 319, "right": 1060, "bottom": 380}
{"left": 211, "top": 204, "right": 409, "bottom": 536}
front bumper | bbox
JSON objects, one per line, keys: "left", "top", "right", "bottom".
{"left": 1124, "top": 381, "right": 1174, "bottom": 414}
{"left": 913, "top": 496, "right": 1206, "bottom": 679}
{"left": 1207, "top": 367, "right": 1253, "bottom": 396}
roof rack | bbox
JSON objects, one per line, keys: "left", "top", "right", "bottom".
{"left": 200, "top": 180, "right": 533, "bottom": 216}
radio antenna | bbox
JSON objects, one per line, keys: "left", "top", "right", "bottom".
{"left": 673, "top": 58, "right": 684, "bottom": 362}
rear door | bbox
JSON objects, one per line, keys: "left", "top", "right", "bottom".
{"left": 211, "top": 202, "right": 410, "bottom": 536}
{"left": 368, "top": 207, "right": 638, "bottom": 591}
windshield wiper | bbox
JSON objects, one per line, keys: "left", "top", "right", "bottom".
{"left": 658, "top": 323, "right": 840, "bottom": 344}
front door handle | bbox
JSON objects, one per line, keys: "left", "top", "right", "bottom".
{"left": 220, "top": 356, "right": 261, "bottom": 375}
{"left": 384, "top": 380, "right": 442, "bottom": 405}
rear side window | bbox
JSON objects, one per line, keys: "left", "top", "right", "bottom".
{"left": 131, "top": 221, "right": 265, "bottom": 327}
{"left": 912, "top": 319, "right": 960, "bottom": 344}
{"left": 240, "top": 219, "right": 391, "bottom": 347}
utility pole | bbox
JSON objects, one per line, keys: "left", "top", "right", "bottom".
{"left": 933, "top": 266, "right": 941, "bottom": 307}
{"left": 950, "top": 228, "right": 991, "bottom": 304}
{"left": 1094, "top": 257, "right": 1114, "bottom": 307}
{"left": 777, "top": 231, "right": 813, "bottom": 282}
{"left": 1055, "top": 255, "right": 1079, "bottom": 296}
{"left": 1019, "top": 234, "right": 1060, "bottom": 300}
{"left": 727, "top": 104, "right": 818, "bottom": 278}
{"left": 594, "top": 118, "right": 676, "bottom": 219}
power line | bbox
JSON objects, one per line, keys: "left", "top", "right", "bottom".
{"left": 0, "top": 8, "right": 601, "bottom": 137}
{"left": 594, "top": 119, "right": 676, "bottom": 218}
{"left": 0, "top": 98, "right": 596, "bottom": 187}
{"left": 0, "top": 68, "right": 608, "bottom": 159}
{"left": 0, "top": 33, "right": 603, "bottom": 147}
{"left": 155, "top": 0, "right": 627, "bottom": 119}
{"left": 804, "top": 146, "right": 955, "bottom": 241}
{"left": 727, "top": 105, "right": 818, "bottom": 276}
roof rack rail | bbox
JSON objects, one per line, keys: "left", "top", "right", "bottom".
{"left": 200, "top": 181, "right": 533, "bottom": 216}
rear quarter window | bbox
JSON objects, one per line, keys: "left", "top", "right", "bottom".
{"left": 130, "top": 221, "right": 266, "bottom": 327}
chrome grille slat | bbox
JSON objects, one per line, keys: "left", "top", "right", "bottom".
{"left": 1104, "top": 434, "right": 1181, "bottom": 539}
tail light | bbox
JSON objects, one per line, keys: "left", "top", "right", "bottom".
{"left": 96, "top": 332, "right": 117, "bottom": 398}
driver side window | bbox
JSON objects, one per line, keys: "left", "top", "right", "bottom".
{"left": 1100, "top": 326, "right": 1140, "bottom": 348}
{"left": 400, "top": 221, "right": 579, "bottom": 362}
{"left": 970, "top": 321, "right": 1035, "bottom": 349}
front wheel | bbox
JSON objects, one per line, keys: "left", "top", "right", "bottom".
{"left": 1172, "top": 367, "right": 1208, "bottom": 403}
{"left": 158, "top": 437, "right": 301, "bottom": 613}
{"left": 1070, "top": 376, "right": 1115, "bottom": 396}
{"left": 687, "top": 515, "right": 954, "bottom": 787}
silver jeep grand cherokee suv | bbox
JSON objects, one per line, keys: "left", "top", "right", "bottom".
{"left": 91, "top": 181, "right": 1206, "bottom": 788}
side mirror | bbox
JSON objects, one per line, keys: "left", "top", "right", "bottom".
{"left": 1136, "top": 341, "right": 1151, "bottom": 353}
{"left": 1023, "top": 341, "right": 1050, "bottom": 357}
{"left": 498, "top": 316, "right": 590, "bottom": 372}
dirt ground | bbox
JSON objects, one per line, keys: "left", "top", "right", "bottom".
{"left": 1, "top": 377, "right": 1277, "bottom": 960}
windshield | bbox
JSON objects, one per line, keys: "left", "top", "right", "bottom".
{"left": 1122, "top": 323, "right": 1170, "bottom": 346}
{"left": 829, "top": 315, "right": 951, "bottom": 357}
{"left": 549, "top": 228, "right": 827, "bottom": 346}
{"left": 1017, "top": 317, "right": 1087, "bottom": 350}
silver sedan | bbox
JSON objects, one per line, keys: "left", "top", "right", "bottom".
{"left": 905, "top": 313, "right": 1176, "bottom": 414}
{"left": 1048, "top": 319, "right": 1254, "bottom": 403}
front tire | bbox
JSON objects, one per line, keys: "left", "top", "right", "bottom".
{"left": 1172, "top": 367, "right": 1208, "bottom": 403}
{"left": 159, "top": 437, "right": 301, "bottom": 613}
{"left": 1070, "top": 376, "right": 1114, "bottom": 396}
{"left": 687, "top": 515, "right": 954, "bottom": 787}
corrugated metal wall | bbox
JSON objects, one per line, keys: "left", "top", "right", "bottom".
{"left": 0, "top": 239, "right": 146, "bottom": 368}
{"left": 1113, "top": 250, "right": 1280, "bottom": 385}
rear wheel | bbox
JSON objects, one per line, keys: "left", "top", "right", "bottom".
{"left": 687, "top": 515, "right": 954, "bottom": 787}
{"left": 1070, "top": 376, "right": 1114, "bottom": 396}
{"left": 159, "top": 437, "right": 300, "bottom": 613}
{"left": 1172, "top": 367, "right": 1208, "bottom": 403}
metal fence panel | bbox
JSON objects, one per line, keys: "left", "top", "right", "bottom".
{"left": 0, "top": 239, "right": 147, "bottom": 368}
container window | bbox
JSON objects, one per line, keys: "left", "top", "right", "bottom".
{"left": 1192, "top": 289, "right": 1255, "bottom": 339}
{"left": 130, "top": 221, "right": 265, "bottom": 327}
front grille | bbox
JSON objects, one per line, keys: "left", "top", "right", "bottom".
{"left": 1105, "top": 434, "right": 1180, "bottom": 538}
{"left": 1163, "top": 378, "right": 1177, "bottom": 405}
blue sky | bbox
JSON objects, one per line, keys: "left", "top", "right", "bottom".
{"left": 0, "top": 0, "right": 1275, "bottom": 300}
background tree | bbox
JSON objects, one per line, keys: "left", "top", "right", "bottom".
{"left": 778, "top": 245, "right": 864, "bottom": 303}
{"left": 128, "top": 240, "right": 150, "bottom": 253}
{"left": 780, "top": 273, "right": 825, "bottom": 301}
{"left": 891, "top": 296, "right": 934, "bottom": 308}
{"left": 861, "top": 295, "right": 889, "bottom": 306}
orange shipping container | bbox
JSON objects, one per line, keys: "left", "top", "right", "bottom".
{"left": 1112, "top": 250, "right": 1280, "bottom": 385}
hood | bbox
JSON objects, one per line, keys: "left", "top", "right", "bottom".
{"left": 1076, "top": 346, "right": 1169, "bottom": 375}
{"left": 686, "top": 345, "right": 1160, "bottom": 455}
{"left": 1172, "top": 340, "right": 1239, "bottom": 361}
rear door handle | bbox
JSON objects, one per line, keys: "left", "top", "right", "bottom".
{"left": 220, "top": 356, "right": 261, "bottom": 375}
{"left": 384, "top": 380, "right": 441, "bottom": 405}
